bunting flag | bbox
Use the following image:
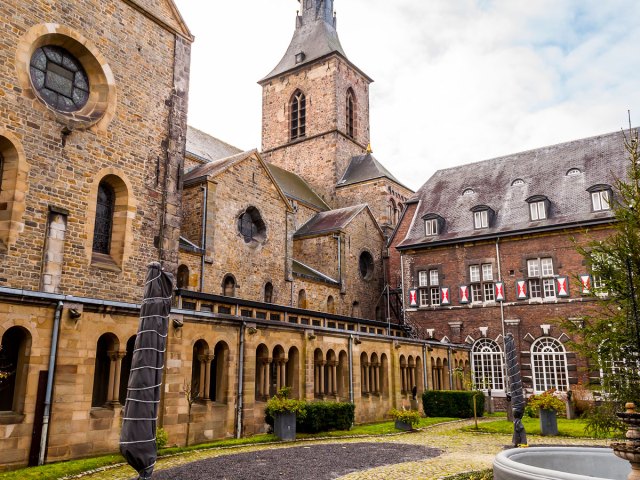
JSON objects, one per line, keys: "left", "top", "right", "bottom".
{"left": 408, "top": 289, "right": 418, "bottom": 307}
{"left": 516, "top": 280, "right": 528, "bottom": 300}
{"left": 459, "top": 285, "right": 470, "bottom": 304}
{"left": 495, "top": 282, "right": 505, "bottom": 302}
{"left": 556, "top": 276, "right": 570, "bottom": 297}
{"left": 580, "top": 274, "right": 592, "bottom": 294}
{"left": 441, "top": 287, "right": 451, "bottom": 305}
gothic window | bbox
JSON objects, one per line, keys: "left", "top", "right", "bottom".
{"left": 237, "top": 206, "right": 266, "bottom": 244}
{"left": 223, "top": 275, "right": 236, "bottom": 297}
{"left": 264, "top": 282, "right": 273, "bottom": 303}
{"left": 471, "top": 338, "right": 504, "bottom": 391}
{"left": 29, "top": 45, "right": 90, "bottom": 112}
{"left": 0, "top": 327, "right": 30, "bottom": 413}
{"left": 531, "top": 337, "right": 569, "bottom": 393}
{"left": 359, "top": 251, "right": 374, "bottom": 280}
{"left": 346, "top": 89, "right": 355, "bottom": 138}
{"left": 177, "top": 265, "right": 190, "bottom": 289}
{"left": 92, "top": 181, "right": 115, "bottom": 254}
{"left": 290, "top": 90, "right": 306, "bottom": 141}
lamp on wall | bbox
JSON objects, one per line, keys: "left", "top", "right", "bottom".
{"left": 172, "top": 318, "right": 184, "bottom": 329}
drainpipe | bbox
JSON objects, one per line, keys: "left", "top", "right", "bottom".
{"left": 200, "top": 184, "right": 208, "bottom": 292}
{"left": 348, "top": 335, "right": 354, "bottom": 403}
{"left": 447, "top": 347, "right": 454, "bottom": 390}
{"left": 333, "top": 234, "right": 342, "bottom": 291}
{"left": 235, "top": 322, "right": 245, "bottom": 438}
{"left": 495, "top": 238, "right": 506, "bottom": 344}
{"left": 400, "top": 254, "right": 407, "bottom": 325}
{"left": 422, "top": 343, "right": 428, "bottom": 391}
{"left": 39, "top": 301, "right": 64, "bottom": 466}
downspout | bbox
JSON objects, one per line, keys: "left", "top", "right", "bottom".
{"left": 236, "top": 322, "right": 245, "bottom": 439}
{"left": 400, "top": 254, "right": 407, "bottom": 325}
{"left": 333, "top": 234, "right": 342, "bottom": 290}
{"left": 348, "top": 335, "right": 354, "bottom": 403}
{"left": 200, "top": 184, "right": 208, "bottom": 292}
{"left": 495, "top": 238, "right": 506, "bottom": 344}
{"left": 422, "top": 343, "right": 428, "bottom": 391}
{"left": 39, "top": 301, "right": 64, "bottom": 466}
{"left": 447, "top": 347, "right": 454, "bottom": 390}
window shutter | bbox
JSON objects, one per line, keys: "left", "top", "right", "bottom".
{"left": 580, "top": 274, "right": 591, "bottom": 294}
{"left": 556, "top": 276, "right": 570, "bottom": 297}
{"left": 494, "top": 282, "right": 505, "bottom": 302}
{"left": 459, "top": 285, "right": 469, "bottom": 304}
{"left": 516, "top": 280, "right": 528, "bottom": 300}
{"left": 441, "top": 287, "right": 450, "bottom": 305}
{"left": 408, "top": 289, "right": 418, "bottom": 307}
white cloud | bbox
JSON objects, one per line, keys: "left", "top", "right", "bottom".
{"left": 174, "top": 0, "right": 640, "bottom": 191}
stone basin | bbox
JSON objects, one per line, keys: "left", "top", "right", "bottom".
{"left": 493, "top": 446, "right": 631, "bottom": 480}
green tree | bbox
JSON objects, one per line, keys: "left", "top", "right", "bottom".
{"left": 562, "top": 123, "right": 640, "bottom": 437}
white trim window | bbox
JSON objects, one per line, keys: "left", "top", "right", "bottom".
{"left": 531, "top": 337, "right": 569, "bottom": 393}
{"left": 418, "top": 269, "right": 440, "bottom": 307}
{"left": 530, "top": 200, "right": 547, "bottom": 220}
{"left": 470, "top": 263, "right": 494, "bottom": 303}
{"left": 528, "top": 258, "right": 555, "bottom": 299}
{"left": 592, "top": 190, "right": 610, "bottom": 212}
{"left": 471, "top": 338, "right": 504, "bottom": 391}
{"left": 474, "top": 210, "right": 488, "bottom": 229}
{"left": 425, "top": 218, "right": 438, "bottom": 236}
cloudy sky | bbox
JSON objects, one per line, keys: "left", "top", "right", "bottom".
{"left": 173, "top": 0, "right": 640, "bottom": 191}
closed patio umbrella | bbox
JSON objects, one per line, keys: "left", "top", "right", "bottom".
{"left": 120, "top": 262, "right": 173, "bottom": 479}
{"left": 505, "top": 332, "right": 527, "bottom": 447}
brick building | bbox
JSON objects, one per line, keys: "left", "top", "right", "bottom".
{"left": 388, "top": 129, "right": 633, "bottom": 401}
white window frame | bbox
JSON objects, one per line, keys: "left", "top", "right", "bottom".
{"left": 429, "top": 269, "right": 439, "bottom": 286}
{"left": 482, "top": 264, "right": 493, "bottom": 281}
{"left": 471, "top": 338, "right": 505, "bottom": 391}
{"left": 484, "top": 283, "right": 495, "bottom": 302}
{"left": 470, "top": 265, "right": 481, "bottom": 283}
{"left": 425, "top": 218, "right": 438, "bottom": 236}
{"left": 531, "top": 337, "right": 569, "bottom": 393}
{"left": 592, "top": 190, "right": 610, "bottom": 212}
{"left": 527, "top": 257, "right": 555, "bottom": 299}
{"left": 419, "top": 288, "right": 429, "bottom": 307}
{"left": 530, "top": 200, "right": 547, "bottom": 220}
{"left": 470, "top": 283, "right": 482, "bottom": 303}
{"left": 418, "top": 271, "right": 429, "bottom": 287}
{"left": 474, "top": 210, "right": 488, "bottom": 229}
{"left": 430, "top": 287, "right": 441, "bottom": 306}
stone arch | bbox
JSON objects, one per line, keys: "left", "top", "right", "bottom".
{"left": 255, "top": 344, "right": 270, "bottom": 401}
{"left": 211, "top": 341, "right": 229, "bottom": 403}
{"left": 264, "top": 282, "right": 274, "bottom": 303}
{"left": 327, "top": 295, "right": 335, "bottom": 314}
{"left": 338, "top": 350, "right": 349, "bottom": 399}
{"left": 177, "top": 264, "right": 190, "bottom": 289}
{"left": 91, "top": 332, "right": 120, "bottom": 407}
{"left": 360, "top": 351, "right": 370, "bottom": 396}
{"left": 15, "top": 23, "right": 117, "bottom": 131}
{"left": 380, "top": 353, "right": 390, "bottom": 397}
{"left": 0, "top": 131, "right": 29, "bottom": 251}
{"left": 118, "top": 335, "right": 136, "bottom": 404}
{"left": 0, "top": 326, "right": 32, "bottom": 413}
{"left": 298, "top": 289, "right": 307, "bottom": 309}
{"left": 287, "top": 346, "right": 300, "bottom": 398}
{"left": 314, "top": 348, "right": 325, "bottom": 398}
{"left": 222, "top": 274, "right": 237, "bottom": 297}
{"left": 191, "top": 339, "right": 210, "bottom": 400}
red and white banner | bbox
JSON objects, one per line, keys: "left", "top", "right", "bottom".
{"left": 580, "top": 274, "right": 591, "bottom": 294}
{"left": 516, "top": 280, "right": 527, "bottom": 299}
{"left": 408, "top": 289, "right": 418, "bottom": 307}
{"left": 441, "top": 287, "right": 451, "bottom": 305}
{"left": 556, "top": 276, "right": 570, "bottom": 297}
{"left": 459, "top": 285, "right": 469, "bottom": 304}
{"left": 495, "top": 282, "right": 505, "bottom": 302}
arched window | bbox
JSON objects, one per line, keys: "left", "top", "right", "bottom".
{"left": 298, "top": 289, "right": 307, "bottom": 309}
{"left": 255, "top": 344, "right": 270, "bottom": 401}
{"left": 351, "top": 301, "right": 360, "bottom": 318}
{"left": 264, "top": 282, "right": 273, "bottom": 303}
{"left": 177, "top": 265, "right": 190, "bottom": 289}
{"left": 360, "top": 352, "right": 369, "bottom": 395}
{"left": 92, "top": 181, "right": 115, "bottom": 254}
{"left": 237, "top": 206, "right": 266, "bottom": 244}
{"left": 223, "top": 275, "right": 236, "bottom": 297}
{"left": 327, "top": 295, "right": 335, "bottom": 314}
{"left": 346, "top": 89, "right": 355, "bottom": 138}
{"left": 0, "top": 327, "right": 30, "bottom": 413}
{"left": 287, "top": 347, "right": 301, "bottom": 398}
{"left": 359, "top": 251, "right": 374, "bottom": 280}
{"left": 210, "top": 342, "right": 229, "bottom": 403}
{"left": 471, "top": 338, "right": 504, "bottom": 391}
{"left": 92, "top": 333, "right": 118, "bottom": 407}
{"left": 290, "top": 90, "right": 306, "bottom": 141}
{"left": 531, "top": 337, "right": 569, "bottom": 393}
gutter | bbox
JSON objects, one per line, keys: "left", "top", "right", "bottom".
{"left": 38, "top": 301, "right": 63, "bottom": 466}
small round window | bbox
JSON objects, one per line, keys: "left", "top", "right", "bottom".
{"left": 359, "top": 251, "right": 374, "bottom": 280}
{"left": 237, "top": 207, "right": 266, "bottom": 244}
{"left": 30, "top": 46, "right": 90, "bottom": 112}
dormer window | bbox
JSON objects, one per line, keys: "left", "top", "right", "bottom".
{"left": 463, "top": 188, "right": 475, "bottom": 196}
{"left": 588, "top": 185, "right": 612, "bottom": 212}
{"left": 423, "top": 214, "right": 445, "bottom": 236}
{"left": 471, "top": 206, "right": 493, "bottom": 229}
{"left": 567, "top": 168, "right": 582, "bottom": 176}
{"left": 527, "top": 196, "right": 549, "bottom": 221}
{"left": 512, "top": 179, "right": 525, "bottom": 186}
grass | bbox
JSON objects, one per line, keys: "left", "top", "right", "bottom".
{"left": 0, "top": 418, "right": 457, "bottom": 479}
{"left": 462, "top": 416, "right": 619, "bottom": 439}
{"left": 443, "top": 469, "right": 493, "bottom": 480}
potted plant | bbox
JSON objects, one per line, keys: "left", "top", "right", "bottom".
{"left": 527, "top": 388, "right": 565, "bottom": 436}
{"left": 265, "top": 387, "right": 306, "bottom": 441}
{"left": 389, "top": 408, "right": 421, "bottom": 431}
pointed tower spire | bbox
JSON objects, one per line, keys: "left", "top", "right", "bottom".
{"left": 260, "top": 0, "right": 347, "bottom": 83}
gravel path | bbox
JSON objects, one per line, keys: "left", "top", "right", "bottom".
{"left": 152, "top": 443, "right": 441, "bottom": 480}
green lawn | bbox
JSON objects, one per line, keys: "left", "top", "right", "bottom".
{"left": 463, "top": 416, "right": 619, "bottom": 439}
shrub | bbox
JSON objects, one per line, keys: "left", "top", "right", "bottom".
{"left": 389, "top": 408, "right": 421, "bottom": 426}
{"left": 156, "top": 427, "right": 168, "bottom": 449}
{"left": 527, "top": 389, "right": 565, "bottom": 414}
{"left": 265, "top": 388, "right": 306, "bottom": 418}
{"left": 265, "top": 400, "right": 355, "bottom": 433}
{"left": 422, "top": 390, "right": 485, "bottom": 418}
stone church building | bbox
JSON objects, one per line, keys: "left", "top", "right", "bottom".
{"left": 0, "top": 0, "right": 464, "bottom": 470}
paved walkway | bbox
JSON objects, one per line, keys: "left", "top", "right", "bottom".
{"left": 73, "top": 420, "right": 610, "bottom": 480}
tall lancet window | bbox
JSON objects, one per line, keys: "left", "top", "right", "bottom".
{"left": 92, "top": 181, "right": 115, "bottom": 254}
{"left": 346, "top": 89, "right": 355, "bottom": 138}
{"left": 290, "top": 90, "right": 306, "bottom": 141}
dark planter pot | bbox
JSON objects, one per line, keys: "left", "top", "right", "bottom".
{"left": 539, "top": 408, "right": 558, "bottom": 436}
{"left": 395, "top": 420, "right": 413, "bottom": 431}
{"left": 274, "top": 412, "right": 296, "bottom": 441}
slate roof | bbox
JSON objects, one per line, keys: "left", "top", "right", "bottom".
{"left": 294, "top": 204, "right": 369, "bottom": 238}
{"left": 397, "top": 129, "right": 635, "bottom": 249}
{"left": 266, "top": 163, "right": 330, "bottom": 211}
{"left": 183, "top": 149, "right": 257, "bottom": 183}
{"left": 292, "top": 259, "right": 339, "bottom": 285}
{"left": 186, "top": 126, "right": 243, "bottom": 165}
{"left": 337, "top": 153, "right": 409, "bottom": 189}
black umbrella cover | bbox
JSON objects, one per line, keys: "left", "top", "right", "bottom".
{"left": 505, "top": 332, "right": 527, "bottom": 446}
{"left": 120, "top": 262, "right": 173, "bottom": 479}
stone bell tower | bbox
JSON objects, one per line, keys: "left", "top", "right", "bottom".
{"left": 259, "top": 0, "right": 372, "bottom": 206}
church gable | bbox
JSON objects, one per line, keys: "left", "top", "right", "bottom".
{"left": 122, "top": 0, "right": 193, "bottom": 40}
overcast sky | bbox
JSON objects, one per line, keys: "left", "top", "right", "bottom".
{"left": 173, "top": 0, "right": 640, "bottom": 191}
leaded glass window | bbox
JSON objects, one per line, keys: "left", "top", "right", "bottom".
{"left": 531, "top": 337, "right": 568, "bottom": 393}
{"left": 92, "top": 181, "right": 115, "bottom": 254}
{"left": 237, "top": 207, "right": 266, "bottom": 244}
{"left": 30, "top": 46, "right": 90, "bottom": 112}
{"left": 346, "top": 89, "right": 355, "bottom": 138}
{"left": 290, "top": 91, "right": 306, "bottom": 140}
{"left": 471, "top": 338, "right": 504, "bottom": 391}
